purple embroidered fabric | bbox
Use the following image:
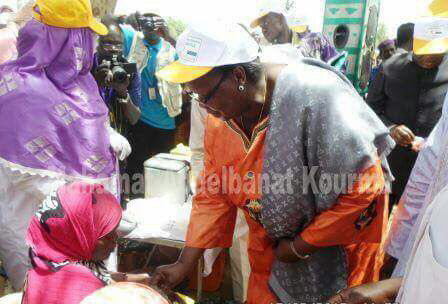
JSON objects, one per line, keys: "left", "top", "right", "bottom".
{"left": 0, "top": 19, "right": 116, "bottom": 179}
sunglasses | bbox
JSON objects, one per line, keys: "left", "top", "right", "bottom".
{"left": 188, "top": 72, "right": 227, "bottom": 104}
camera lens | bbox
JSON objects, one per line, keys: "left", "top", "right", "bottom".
{"left": 112, "top": 65, "right": 127, "bottom": 83}
{"left": 139, "top": 16, "right": 155, "bottom": 31}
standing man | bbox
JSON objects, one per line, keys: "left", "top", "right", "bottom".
{"left": 385, "top": 5, "right": 448, "bottom": 277}
{"left": 378, "top": 39, "right": 397, "bottom": 61}
{"left": 369, "top": 39, "right": 396, "bottom": 85}
{"left": 92, "top": 15, "right": 142, "bottom": 201}
{"left": 124, "top": 13, "right": 182, "bottom": 197}
{"left": 93, "top": 15, "right": 141, "bottom": 135}
{"left": 396, "top": 23, "right": 415, "bottom": 54}
{"left": 250, "top": 3, "right": 342, "bottom": 66}
{"left": 367, "top": 17, "right": 448, "bottom": 207}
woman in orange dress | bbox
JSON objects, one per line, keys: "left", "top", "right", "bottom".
{"left": 150, "top": 22, "right": 395, "bottom": 304}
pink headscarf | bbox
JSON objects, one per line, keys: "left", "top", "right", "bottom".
{"left": 23, "top": 182, "right": 122, "bottom": 304}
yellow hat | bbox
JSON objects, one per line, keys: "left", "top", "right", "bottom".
{"left": 290, "top": 25, "right": 309, "bottom": 33}
{"left": 430, "top": 0, "right": 448, "bottom": 17}
{"left": 157, "top": 61, "right": 212, "bottom": 84}
{"left": 33, "top": 0, "right": 108, "bottom": 35}
{"left": 250, "top": 12, "right": 270, "bottom": 29}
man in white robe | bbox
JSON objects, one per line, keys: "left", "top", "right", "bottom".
{"left": 385, "top": 72, "right": 448, "bottom": 276}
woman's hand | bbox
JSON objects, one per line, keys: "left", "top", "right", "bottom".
{"left": 275, "top": 239, "right": 300, "bottom": 263}
{"left": 390, "top": 125, "right": 415, "bottom": 147}
{"left": 150, "top": 247, "right": 204, "bottom": 290}
{"left": 150, "top": 262, "right": 190, "bottom": 290}
{"left": 275, "top": 236, "right": 318, "bottom": 263}
{"left": 327, "top": 278, "right": 402, "bottom": 304}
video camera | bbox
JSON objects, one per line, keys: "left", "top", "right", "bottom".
{"left": 107, "top": 55, "right": 137, "bottom": 84}
{"left": 137, "top": 15, "right": 157, "bottom": 32}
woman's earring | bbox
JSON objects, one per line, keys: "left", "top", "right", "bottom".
{"left": 238, "top": 85, "right": 245, "bottom": 92}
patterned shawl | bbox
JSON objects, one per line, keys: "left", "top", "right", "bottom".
{"left": 261, "top": 59, "right": 395, "bottom": 302}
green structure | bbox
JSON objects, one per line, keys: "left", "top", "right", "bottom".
{"left": 322, "top": 0, "right": 382, "bottom": 93}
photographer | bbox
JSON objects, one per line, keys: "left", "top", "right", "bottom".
{"left": 123, "top": 12, "right": 183, "bottom": 198}
{"left": 93, "top": 15, "right": 142, "bottom": 136}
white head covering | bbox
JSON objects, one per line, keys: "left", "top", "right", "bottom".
{"left": 0, "top": 0, "right": 17, "bottom": 26}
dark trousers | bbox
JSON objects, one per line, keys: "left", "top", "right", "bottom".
{"left": 388, "top": 146, "right": 418, "bottom": 205}
{"left": 126, "top": 120, "right": 175, "bottom": 197}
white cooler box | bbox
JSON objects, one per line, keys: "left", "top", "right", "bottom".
{"left": 144, "top": 153, "right": 190, "bottom": 204}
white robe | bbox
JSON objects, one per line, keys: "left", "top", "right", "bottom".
{"left": 397, "top": 184, "right": 448, "bottom": 303}
{"left": 385, "top": 92, "right": 448, "bottom": 276}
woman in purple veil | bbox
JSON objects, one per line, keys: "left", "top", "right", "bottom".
{"left": 0, "top": 0, "right": 129, "bottom": 289}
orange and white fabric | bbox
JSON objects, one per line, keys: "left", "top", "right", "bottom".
{"left": 186, "top": 115, "right": 388, "bottom": 304}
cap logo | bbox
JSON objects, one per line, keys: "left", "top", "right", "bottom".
{"left": 428, "top": 25, "right": 445, "bottom": 37}
{"left": 187, "top": 50, "right": 198, "bottom": 57}
{"left": 181, "top": 36, "right": 202, "bottom": 63}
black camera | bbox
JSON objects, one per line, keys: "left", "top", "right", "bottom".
{"left": 109, "top": 57, "right": 137, "bottom": 84}
{"left": 137, "top": 16, "right": 156, "bottom": 32}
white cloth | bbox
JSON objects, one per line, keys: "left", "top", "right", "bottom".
{"left": 189, "top": 100, "right": 207, "bottom": 192}
{"left": 10, "top": 0, "right": 32, "bottom": 28}
{"left": 397, "top": 184, "right": 448, "bottom": 303}
{"left": 229, "top": 209, "right": 250, "bottom": 303}
{"left": 0, "top": 292, "right": 22, "bottom": 304}
{"left": 386, "top": 93, "right": 448, "bottom": 276}
{"left": 0, "top": 165, "right": 64, "bottom": 289}
{"left": 259, "top": 44, "right": 302, "bottom": 64}
{"left": 0, "top": 1, "right": 35, "bottom": 65}
{"left": 108, "top": 127, "right": 132, "bottom": 161}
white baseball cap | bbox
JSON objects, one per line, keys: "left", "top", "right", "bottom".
{"left": 414, "top": 17, "right": 448, "bottom": 55}
{"left": 250, "top": 1, "right": 310, "bottom": 33}
{"left": 250, "top": 1, "right": 286, "bottom": 29}
{"left": 157, "top": 22, "right": 259, "bottom": 84}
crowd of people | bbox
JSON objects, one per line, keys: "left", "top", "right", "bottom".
{"left": 1, "top": 0, "right": 448, "bottom": 303}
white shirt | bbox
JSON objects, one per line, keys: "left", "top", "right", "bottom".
{"left": 397, "top": 184, "right": 448, "bottom": 303}
{"left": 386, "top": 93, "right": 448, "bottom": 276}
{"left": 189, "top": 100, "right": 208, "bottom": 192}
